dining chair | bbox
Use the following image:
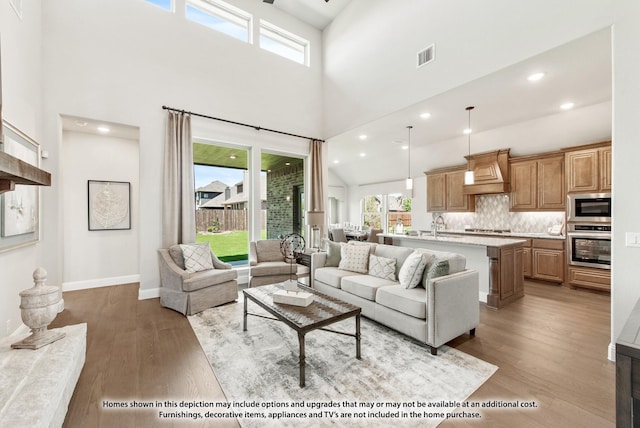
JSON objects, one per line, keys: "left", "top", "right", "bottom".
{"left": 330, "top": 228, "right": 347, "bottom": 243}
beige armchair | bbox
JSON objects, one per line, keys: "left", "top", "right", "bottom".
{"left": 249, "top": 239, "right": 309, "bottom": 287}
{"left": 158, "top": 244, "right": 238, "bottom": 315}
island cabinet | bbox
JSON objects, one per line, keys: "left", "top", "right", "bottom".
{"left": 486, "top": 243, "right": 524, "bottom": 309}
{"left": 564, "top": 142, "right": 612, "bottom": 193}
{"left": 426, "top": 166, "right": 475, "bottom": 212}
{"left": 509, "top": 153, "right": 565, "bottom": 211}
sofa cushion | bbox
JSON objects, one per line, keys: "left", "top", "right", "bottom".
{"left": 341, "top": 275, "right": 397, "bottom": 301}
{"left": 398, "top": 251, "right": 428, "bottom": 289}
{"left": 251, "top": 261, "right": 294, "bottom": 277}
{"left": 424, "top": 255, "right": 450, "bottom": 283}
{"left": 180, "top": 243, "right": 214, "bottom": 273}
{"left": 368, "top": 254, "right": 396, "bottom": 281}
{"left": 413, "top": 248, "right": 466, "bottom": 274}
{"left": 373, "top": 244, "right": 414, "bottom": 278}
{"left": 315, "top": 267, "right": 361, "bottom": 288}
{"left": 183, "top": 268, "right": 237, "bottom": 292}
{"left": 256, "top": 240, "right": 285, "bottom": 263}
{"left": 339, "top": 244, "right": 370, "bottom": 273}
{"left": 376, "top": 285, "right": 426, "bottom": 320}
{"left": 324, "top": 239, "right": 342, "bottom": 267}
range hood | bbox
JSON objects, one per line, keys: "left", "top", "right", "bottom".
{"left": 463, "top": 149, "right": 510, "bottom": 195}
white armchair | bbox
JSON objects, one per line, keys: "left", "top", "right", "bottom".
{"left": 158, "top": 244, "right": 238, "bottom": 315}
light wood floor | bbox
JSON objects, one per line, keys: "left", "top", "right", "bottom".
{"left": 50, "top": 281, "right": 614, "bottom": 427}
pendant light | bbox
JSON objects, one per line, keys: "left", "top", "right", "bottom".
{"left": 406, "top": 125, "right": 413, "bottom": 190}
{"left": 464, "top": 106, "right": 475, "bottom": 185}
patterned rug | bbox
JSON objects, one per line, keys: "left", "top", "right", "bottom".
{"left": 188, "top": 295, "right": 497, "bottom": 428}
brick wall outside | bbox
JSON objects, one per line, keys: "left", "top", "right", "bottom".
{"left": 266, "top": 165, "right": 304, "bottom": 239}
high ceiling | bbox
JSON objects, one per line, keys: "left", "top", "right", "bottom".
{"left": 265, "top": 0, "right": 352, "bottom": 29}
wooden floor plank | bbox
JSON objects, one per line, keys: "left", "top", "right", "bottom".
{"left": 50, "top": 280, "right": 614, "bottom": 427}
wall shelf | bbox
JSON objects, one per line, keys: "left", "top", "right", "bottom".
{"left": 0, "top": 151, "right": 51, "bottom": 194}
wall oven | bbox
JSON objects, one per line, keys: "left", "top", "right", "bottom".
{"left": 567, "top": 224, "right": 611, "bottom": 270}
{"left": 567, "top": 193, "right": 612, "bottom": 223}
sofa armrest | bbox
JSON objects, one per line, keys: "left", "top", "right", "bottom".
{"left": 249, "top": 241, "right": 258, "bottom": 266}
{"left": 425, "top": 269, "right": 479, "bottom": 348}
{"left": 158, "top": 250, "right": 189, "bottom": 291}
{"left": 309, "top": 252, "right": 328, "bottom": 287}
{"left": 210, "top": 251, "right": 232, "bottom": 270}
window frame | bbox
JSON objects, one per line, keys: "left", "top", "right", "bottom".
{"left": 186, "top": 0, "right": 253, "bottom": 44}
{"left": 143, "top": 0, "right": 174, "bottom": 12}
{"left": 259, "top": 19, "right": 310, "bottom": 66}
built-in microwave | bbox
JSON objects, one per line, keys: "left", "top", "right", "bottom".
{"left": 567, "top": 193, "right": 612, "bottom": 223}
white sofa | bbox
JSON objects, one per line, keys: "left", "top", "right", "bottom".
{"left": 310, "top": 242, "right": 479, "bottom": 355}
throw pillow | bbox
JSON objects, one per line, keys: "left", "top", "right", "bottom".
{"left": 180, "top": 243, "right": 214, "bottom": 273}
{"left": 338, "top": 243, "right": 370, "bottom": 273}
{"left": 324, "top": 239, "right": 342, "bottom": 267}
{"left": 424, "top": 255, "right": 450, "bottom": 283}
{"left": 398, "top": 251, "right": 428, "bottom": 289}
{"left": 368, "top": 254, "right": 397, "bottom": 281}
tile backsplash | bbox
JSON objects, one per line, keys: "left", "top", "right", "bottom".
{"left": 434, "top": 194, "right": 565, "bottom": 233}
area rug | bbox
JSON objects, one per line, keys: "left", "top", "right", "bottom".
{"left": 188, "top": 297, "right": 497, "bottom": 428}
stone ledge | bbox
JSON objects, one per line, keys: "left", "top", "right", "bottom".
{"left": 0, "top": 323, "right": 87, "bottom": 427}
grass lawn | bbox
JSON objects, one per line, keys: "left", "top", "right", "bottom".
{"left": 197, "top": 230, "right": 266, "bottom": 262}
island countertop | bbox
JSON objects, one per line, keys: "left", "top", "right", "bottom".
{"left": 379, "top": 233, "right": 527, "bottom": 248}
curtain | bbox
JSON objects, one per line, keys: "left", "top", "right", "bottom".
{"left": 309, "top": 139, "right": 325, "bottom": 213}
{"left": 162, "top": 111, "right": 196, "bottom": 247}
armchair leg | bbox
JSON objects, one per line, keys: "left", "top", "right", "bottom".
{"left": 470, "top": 328, "right": 476, "bottom": 336}
{"left": 429, "top": 346, "right": 438, "bottom": 356}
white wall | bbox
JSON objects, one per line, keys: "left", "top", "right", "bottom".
{"left": 61, "top": 130, "right": 140, "bottom": 290}
{"left": 611, "top": 0, "right": 640, "bottom": 356}
{"left": 38, "top": 0, "right": 324, "bottom": 298}
{"left": 0, "top": 1, "right": 44, "bottom": 337}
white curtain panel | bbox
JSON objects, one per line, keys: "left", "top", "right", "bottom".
{"left": 162, "top": 111, "right": 196, "bottom": 247}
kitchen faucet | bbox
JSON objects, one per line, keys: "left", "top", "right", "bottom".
{"left": 432, "top": 215, "right": 445, "bottom": 237}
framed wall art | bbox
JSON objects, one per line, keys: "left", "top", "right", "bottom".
{"left": 0, "top": 121, "right": 41, "bottom": 251}
{"left": 88, "top": 180, "right": 131, "bottom": 231}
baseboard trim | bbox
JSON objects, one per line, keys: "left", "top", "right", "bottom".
{"left": 139, "top": 287, "right": 160, "bottom": 300}
{"left": 608, "top": 342, "right": 616, "bottom": 362}
{"left": 479, "top": 291, "right": 488, "bottom": 303}
{"left": 62, "top": 274, "right": 141, "bottom": 292}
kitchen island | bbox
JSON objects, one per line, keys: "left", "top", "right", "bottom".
{"left": 380, "top": 233, "right": 526, "bottom": 309}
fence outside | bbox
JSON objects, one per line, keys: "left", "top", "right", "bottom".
{"left": 196, "top": 209, "right": 266, "bottom": 232}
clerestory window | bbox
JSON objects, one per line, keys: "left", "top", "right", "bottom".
{"left": 259, "top": 20, "right": 309, "bottom": 66}
{"left": 186, "top": 0, "right": 252, "bottom": 43}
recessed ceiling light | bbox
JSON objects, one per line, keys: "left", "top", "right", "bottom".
{"left": 359, "top": 134, "right": 367, "bottom": 140}
{"left": 420, "top": 112, "right": 431, "bottom": 119}
{"left": 527, "top": 72, "right": 545, "bottom": 82}
{"left": 463, "top": 128, "right": 472, "bottom": 135}
{"left": 97, "top": 126, "right": 110, "bottom": 133}
{"left": 401, "top": 145, "right": 408, "bottom": 150}
{"left": 229, "top": 154, "right": 237, "bottom": 159}
{"left": 285, "top": 162, "right": 291, "bottom": 166}
{"left": 560, "top": 102, "right": 575, "bottom": 110}
{"left": 359, "top": 153, "right": 366, "bottom": 157}
{"left": 333, "top": 160, "right": 340, "bottom": 164}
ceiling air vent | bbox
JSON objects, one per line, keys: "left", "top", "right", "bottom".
{"left": 417, "top": 44, "right": 435, "bottom": 68}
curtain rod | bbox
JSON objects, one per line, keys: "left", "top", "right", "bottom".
{"left": 162, "top": 105, "right": 324, "bottom": 142}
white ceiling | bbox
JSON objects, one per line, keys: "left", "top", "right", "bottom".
{"left": 61, "top": 115, "right": 140, "bottom": 140}
{"left": 326, "top": 28, "right": 612, "bottom": 187}
{"left": 266, "top": 0, "right": 352, "bottom": 29}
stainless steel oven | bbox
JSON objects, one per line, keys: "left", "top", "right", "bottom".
{"left": 567, "top": 193, "right": 612, "bottom": 223}
{"left": 567, "top": 224, "right": 611, "bottom": 270}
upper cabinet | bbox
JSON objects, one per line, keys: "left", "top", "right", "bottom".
{"left": 510, "top": 153, "right": 565, "bottom": 211}
{"left": 426, "top": 166, "right": 475, "bottom": 212}
{"left": 565, "top": 142, "right": 612, "bottom": 193}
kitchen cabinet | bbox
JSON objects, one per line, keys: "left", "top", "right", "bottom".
{"left": 510, "top": 153, "right": 564, "bottom": 211}
{"left": 565, "top": 142, "right": 612, "bottom": 193}
{"left": 532, "top": 239, "right": 565, "bottom": 283}
{"left": 567, "top": 265, "right": 610, "bottom": 292}
{"left": 522, "top": 238, "right": 564, "bottom": 283}
{"left": 426, "top": 167, "right": 475, "bottom": 212}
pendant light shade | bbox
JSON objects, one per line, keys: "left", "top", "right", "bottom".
{"left": 406, "top": 125, "right": 413, "bottom": 190}
{"left": 464, "top": 106, "right": 475, "bottom": 185}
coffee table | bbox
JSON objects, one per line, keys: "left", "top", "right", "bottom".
{"left": 243, "top": 283, "right": 362, "bottom": 387}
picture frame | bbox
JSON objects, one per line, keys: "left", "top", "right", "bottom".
{"left": 0, "top": 121, "right": 41, "bottom": 251}
{"left": 88, "top": 180, "right": 131, "bottom": 231}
